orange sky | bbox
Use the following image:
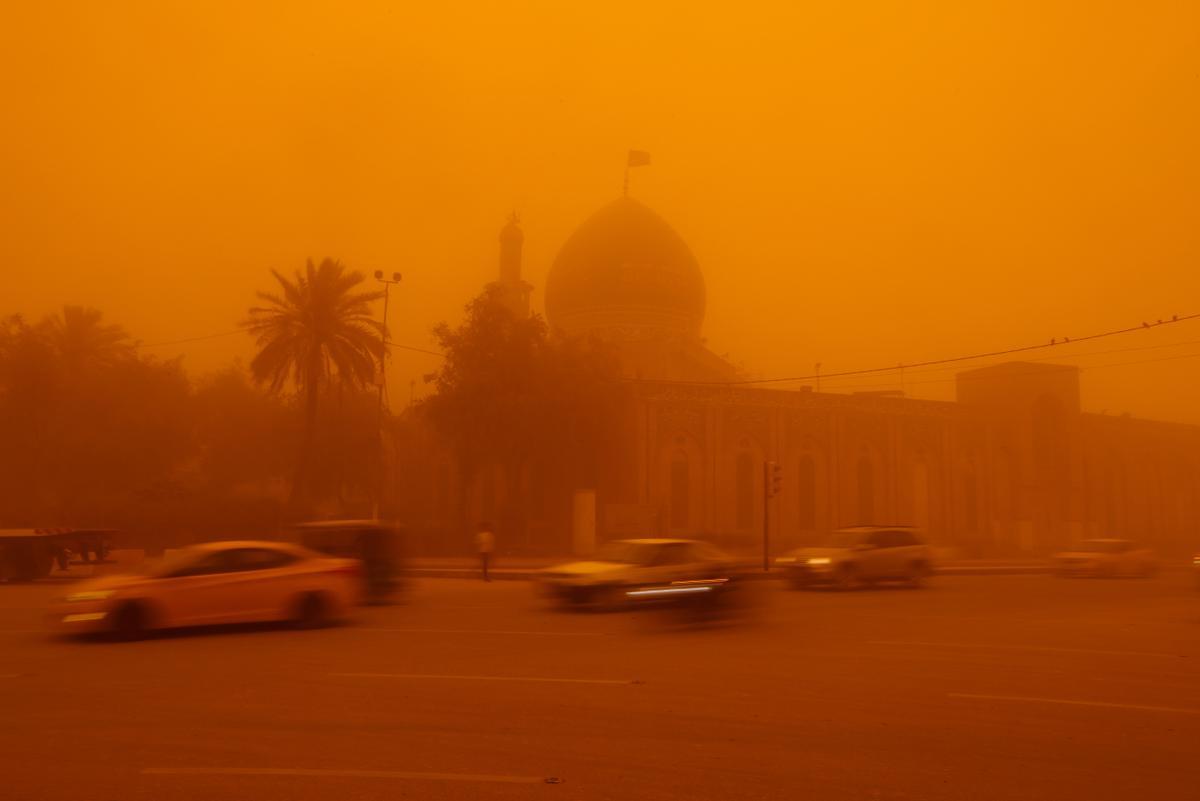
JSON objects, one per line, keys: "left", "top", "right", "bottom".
{"left": 2, "top": 2, "right": 1198, "bottom": 420}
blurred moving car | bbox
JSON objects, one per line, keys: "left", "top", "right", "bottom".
{"left": 1194, "top": 552, "right": 1200, "bottom": 589}
{"left": 1053, "top": 539, "right": 1157, "bottom": 578}
{"left": 633, "top": 575, "right": 767, "bottom": 628}
{"left": 49, "top": 541, "right": 360, "bottom": 639}
{"left": 775, "top": 526, "right": 933, "bottom": 589}
{"left": 293, "top": 519, "right": 405, "bottom": 603}
{"left": 539, "top": 538, "right": 735, "bottom": 607}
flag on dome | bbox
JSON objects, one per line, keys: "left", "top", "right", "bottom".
{"left": 627, "top": 150, "right": 651, "bottom": 167}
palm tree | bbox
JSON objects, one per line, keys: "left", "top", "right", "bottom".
{"left": 43, "top": 306, "right": 135, "bottom": 372}
{"left": 243, "top": 258, "right": 384, "bottom": 511}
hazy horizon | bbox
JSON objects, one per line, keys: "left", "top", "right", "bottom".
{"left": 4, "top": 2, "right": 1198, "bottom": 422}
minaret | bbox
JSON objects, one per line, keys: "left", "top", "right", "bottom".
{"left": 490, "top": 213, "right": 532, "bottom": 318}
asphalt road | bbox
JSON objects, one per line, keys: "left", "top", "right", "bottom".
{"left": 2, "top": 573, "right": 1198, "bottom": 801}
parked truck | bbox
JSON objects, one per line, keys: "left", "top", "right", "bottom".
{"left": 0, "top": 528, "right": 117, "bottom": 582}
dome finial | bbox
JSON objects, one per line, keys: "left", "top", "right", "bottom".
{"left": 624, "top": 150, "right": 651, "bottom": 197}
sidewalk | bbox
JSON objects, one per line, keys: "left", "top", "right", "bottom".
{"left": 56, "top": 550, "right": 1058, "bottom": 583}
{"left": 404, "top": 556, "right": 1057, "bottom": 581}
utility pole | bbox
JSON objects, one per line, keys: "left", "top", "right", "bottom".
{"left": 373, "top": 271, "right": 402, "bottom": 520}
{"left": 763, "top": 460, "right": 783, "bottom": 570}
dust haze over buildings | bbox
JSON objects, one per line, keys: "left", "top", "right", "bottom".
{"left": 2, "top": 1, "right": 1199, "bottom": 424}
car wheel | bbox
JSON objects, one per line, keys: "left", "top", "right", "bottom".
{"left": 592, "top": 585, "right": 625, "bottom": 611}
{"left": 8, "top": 544, "right": 40, "bottom": 582}
{"left": 111, "top": 602, "right": 148, "bottom": 641}
{"left": 834, "top": 565, "right": 858, "bottom": 591}
{"left": 786, "top": 572, "right": 809, "bottom": 591}
{"left": 293, "top": 593, "right": 328, "bottom": 629}
{"left": 907, "top": 561, "right": 930, "bottom": 588}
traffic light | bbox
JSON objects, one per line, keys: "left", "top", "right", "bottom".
{"left": 765, "top": 460, "right": 783, "bottom": 497}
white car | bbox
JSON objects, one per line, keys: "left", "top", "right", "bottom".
{"left": 49, "top": 541, "right": 361, "bottom": 639}
{"left": 539, "top": 538, "right": 734, "bottom": 607}
{"left": 775, "top": 526, "right": 933, "bottom": 589}
{"left": 1052, "top": 539, "right": 1157, "bottom": 578}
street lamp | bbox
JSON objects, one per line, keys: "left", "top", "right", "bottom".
{"left": 373, "top": 271, "right": 402, "bottom": 519}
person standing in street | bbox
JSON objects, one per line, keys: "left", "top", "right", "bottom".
{"left": 474, "top": 522, "right": 495, "bottom": 581}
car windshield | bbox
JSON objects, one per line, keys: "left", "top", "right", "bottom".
{"left": 1077, "top": 540, "right": 1125, "bottom": 553}
{"left": 818, "top": 530, "right": 867, "bottom": 549}
{"left": 140, "top": 546, "right": 208, "bottom": 578}
{"left": 593, "top": 541, "right": 656, "bottom": 565}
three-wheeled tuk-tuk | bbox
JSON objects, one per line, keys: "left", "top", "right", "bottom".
{"left": 292, "top": 520, "right": 405, "bottom": 604}
{"left": 0, "top": 528, "right": 118, "bottom": 582}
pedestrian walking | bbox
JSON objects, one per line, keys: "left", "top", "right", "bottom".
{"left": 475, "top": 522, "right": 495, "bottom": 581}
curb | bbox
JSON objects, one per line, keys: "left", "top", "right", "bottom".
{"left": 403, "top": 565, "right": 1059, "bottom": 581}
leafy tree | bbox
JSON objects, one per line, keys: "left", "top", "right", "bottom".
{"left": 422, "top": 285, "right": 622, "bottom": 539}
{"left": 41, "top": 305, "right": 135, "bottom": 374}
{"left": 0, "top": 309, "right": 191, "bottom": 529}
{"left": 192, "top": 366, "right": 297, "bottom": 494}
{"left": 242, "top": 259, "right": 383, "bottom": 512}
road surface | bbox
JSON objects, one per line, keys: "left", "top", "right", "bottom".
{"left": 3, "top": 573, "right": 1198, "bottom": 800}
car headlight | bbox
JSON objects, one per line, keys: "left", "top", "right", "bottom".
{"left": 64, "top": 590, "right": 116, "bottom": 603}
{"left": 807, "top": 557, "right": 832, "bottom": 566}
{"left": 775, "top": 557, "right": 797, "bottom": 564}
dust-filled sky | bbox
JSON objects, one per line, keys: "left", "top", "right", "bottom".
{"left": 3, "top": 2, "right": 1198, "bottom": 421}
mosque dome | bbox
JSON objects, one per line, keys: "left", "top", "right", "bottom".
{"left": 545, "top": 198, "right": 706, "bottom": 338}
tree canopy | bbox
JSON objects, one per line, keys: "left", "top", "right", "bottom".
{"left": 242, "top": 258, "right": 384, "bottom": 513}
{"left": 422, "top": 285, "right": 623, "bottom": 493}
{"left": 0, "top": 305, "right": 383, "bottom": 543}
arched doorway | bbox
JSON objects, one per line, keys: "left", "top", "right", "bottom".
{"left": 1031, "top": 394, "right": 1070, "bottom": 550}
{"left": 736, "top": 450, "right": 756, "bottom": 531}
{"left": 669, "top": 449, "right": 691, "bottom": 531}
{"left": 856, "top": 452, "right": 875, "bottom": 525}
{"left": 912, "top": 454, "right": 931, "bottom": 535}
{"left": 797, "top": 453, "right": 817, "bottom": 532}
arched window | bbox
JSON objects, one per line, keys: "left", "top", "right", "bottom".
{"left": 526, "top": 463, "right": 545, "bottom": 521}
{"left": 798, "top": 454, "right": 817, "bottom": 531}
{"left": 434, "top": 463, "right": 451, "bottom": 516}
{"left": 1032, "top": 395, "right": 1069, "bottom": 478}
{"left": 993, "top": 450, "right": 1016, "bottom": 525}
{"left": 736, "top": 451, "right": 755, "bottom": 530}
{"left": 1031, "top": 395, "right": 1069, "bottom": 535}
{"left": 912, "top": 453, "right": 931, "bottom": 534}
{"left": 964, "top": 460, "right": 978, "bottom": 533}
{"left": 480, "top": 467, "right": 497, "bottom": 522}
{"left": 857, "top": 454, "right": 874, "bottom": 524}
{"left": 669, "top": 451, "right": 690, "bottom": 529}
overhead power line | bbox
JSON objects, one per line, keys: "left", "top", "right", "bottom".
{"left": 817, "top": 337, "right": 1200, "bottom": 391}
{"left": 817, "top": 350, "right": 1200, "bottom": 393}
{"left": 135, "top": 311, "right": 1197, "bottom": 383}
{"left": 649, "top": 312, "right": 1199, "bottom": 388}
{"left": 386, "top": 340, "right": 444, "bottom": 358}
{"left": 139, "top": 330, "right": 243, "bottom": 348}
{"left": 138, "top": 329, "right": 445, "bottom": 358}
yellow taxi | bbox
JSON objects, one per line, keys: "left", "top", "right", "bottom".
{"left": 49, "top": 541, "right": 361, "bottom": 638}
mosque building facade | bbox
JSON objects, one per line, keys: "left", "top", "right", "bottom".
{"left": 397, "top": 197, "right": 1200, "bottom": 558}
